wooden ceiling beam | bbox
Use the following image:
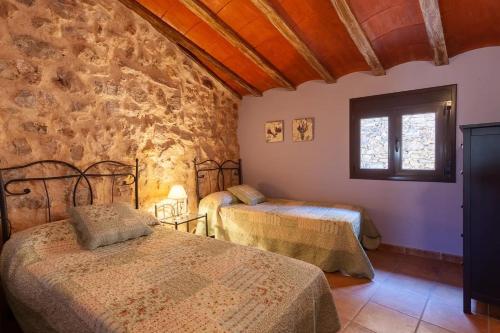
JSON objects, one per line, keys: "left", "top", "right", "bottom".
{"left": 419, "top": 0, "right": 449, "bottom": 66}
{"left": 330, "top": 0, "right": 385, "bottom": 76}
{"left": 249, "top": 0, "right": 336, "bottom": 83}
{"left": 177, "top": 44, "right": 242, "bottom": 99}
{"left": 117, "top": 0, "right": 262, "bottom": 97}
{"left": 179, "top": 0, "right": 295, "bottom": 90}
{"left": 184, "top": 45, "right": 262, "bottom": 97}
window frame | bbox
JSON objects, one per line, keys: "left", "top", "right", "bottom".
{"left": 349, "top": 85, "right": 457, "bottom": 183}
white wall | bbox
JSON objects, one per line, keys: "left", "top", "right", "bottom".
{"left": 238, "top": 47, "right": 500, "bottom": 256}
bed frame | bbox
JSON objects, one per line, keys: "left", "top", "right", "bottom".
{"left": 194, "top": 158, "right": 241, "bottom": 203}
{"left": 0, "top": 159, "right": 139, "bottom": 244}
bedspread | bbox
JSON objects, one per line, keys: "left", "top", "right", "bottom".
{"left": 197, "top": 198, "right": 378, "bottom": 279}
{"left": 0, "top": 220, "right": 340, "bottom": 333}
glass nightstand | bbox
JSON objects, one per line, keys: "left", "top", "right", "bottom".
{"left": 157, "top": 213, "right": 208, "bottom": 236}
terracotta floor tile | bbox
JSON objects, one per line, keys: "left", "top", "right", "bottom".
{"left": 384, "top": 272, "right": 437, "bottom": 296}
{"left": 427, "top": 284, "right": 496, "bottom": 319}
{"left": 423, "top": 298, "right": 490, "bottom": 333}
{"left": 342, "top": 321, "right": 376, "bottom": 333}
{"left": 332, "top": 289, "right": 370, "bottom": 320}
{"left": 416, "top": 321, "right": 454, "bottom": 333}
{"left": 430, "top": 283, "right": 463, "bottom": 307}
{"left": 326, "top": 253, "right": 500, "bottom": 332}
{"left": 338, "top": 314, "right": 351, "bottom": 330}
{"left": 354, "top": 302, "right": 419, "bottom": 333}
{"left": 371, "top": 284, "right": 428, "bottom": 318}
{"left": 372, "top": 267, "right": 392, "bottom": 283}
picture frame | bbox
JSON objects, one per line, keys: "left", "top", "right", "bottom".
{"left": 265, "top": 120, "right": 284, "bottom": 143}
{"left": 293, "top": 117, "right": 314, "bottom": 142}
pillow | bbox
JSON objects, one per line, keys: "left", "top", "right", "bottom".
{"left": 196, "top": 191, "right": 239, "bottom": 236}
{"left": 69, "top": 203, "right": 154, "bottom": 250}
{"left": 200, "top": 191, "right": 240, "bottom": 209}
{"left": 227, "top": 184, "right": 265, "bottom": 206}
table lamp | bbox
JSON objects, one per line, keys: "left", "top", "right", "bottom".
{"left": 168, "top": 184, "right": 187, "bottom": 217}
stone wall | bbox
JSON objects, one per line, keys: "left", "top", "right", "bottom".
{"left": 0, "top": 0, "right": 240, "bottom": 231}
{"left": 401, "top": 113, "right": 435, "bottom": 170}
{"left": 360, "top": 117, "right": 389, "bottom": 169}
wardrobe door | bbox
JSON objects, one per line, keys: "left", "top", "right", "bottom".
{"left": 469, "top": 127, "right": 500, "bottom": 302}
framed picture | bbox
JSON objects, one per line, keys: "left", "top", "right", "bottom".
{"left": 265, "top": 120, "right": 284, "bottom": 143}
{"left": 293, "top": 117, "right": 314, "bottom": 142}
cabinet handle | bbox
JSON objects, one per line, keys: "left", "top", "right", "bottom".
{"left": 395, "top": 138, "right": 400, "bottom": 153}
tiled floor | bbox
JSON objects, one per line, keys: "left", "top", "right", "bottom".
{"left": 326, "top": 250, "right": 500, "bottom": 333}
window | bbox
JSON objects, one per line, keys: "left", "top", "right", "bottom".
{"left": 350, "top": 85, "right": 456, "bottom": 182}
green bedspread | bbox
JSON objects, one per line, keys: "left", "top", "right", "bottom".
{"left": 197, "top": 198, "right": 380, "bottom": 279}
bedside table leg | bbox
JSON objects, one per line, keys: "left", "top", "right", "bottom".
{"left": 205, "top": 214, "right": 208, "bottom": 237}
{"left": 187, "top": 222, "right": 190, "bottom": 233}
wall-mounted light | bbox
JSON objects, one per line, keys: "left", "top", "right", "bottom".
{"left": 445, "top": 100, "right": 452, "bottom": 112}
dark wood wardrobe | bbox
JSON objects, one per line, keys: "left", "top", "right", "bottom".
{"left": 461, "top": 122, "right": 500, "bottom": 313}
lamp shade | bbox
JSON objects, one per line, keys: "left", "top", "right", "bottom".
{"left": 167, "top": 185, "right": 187, "bottom": 200}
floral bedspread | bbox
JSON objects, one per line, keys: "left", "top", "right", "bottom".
{"left": 0, "top": 220, "right": 340, "bottom": 333}
{"left": 197, "top": 198, "right": 379, "bottom": 279}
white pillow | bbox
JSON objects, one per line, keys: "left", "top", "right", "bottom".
{"left": 196, "top": 191, "right": 239, "bottom": 236}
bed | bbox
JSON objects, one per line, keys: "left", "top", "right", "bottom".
{"left": 193, "top": 159, "right": 380, "bottom": 279}
{"left": 0, "top": 159, "right": 340, "bottom": 333}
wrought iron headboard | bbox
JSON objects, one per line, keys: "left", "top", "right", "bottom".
{"left": 0, "top": 159, "right": 139, "bottom": 243}
{"left": 194, "top": 158, "right": 242, "bottom": 203}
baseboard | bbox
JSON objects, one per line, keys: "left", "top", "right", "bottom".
{"left": 378, "top": 243, "right": 463, "bottom": 264}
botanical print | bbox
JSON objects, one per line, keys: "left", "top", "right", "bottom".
{"left": 265, "top": 120, "right": 284, "bottom": 143}
{"left": 293, "top": 118, "right": 314, "bottom": 142}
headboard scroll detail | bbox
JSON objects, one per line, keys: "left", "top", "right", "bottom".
{"left": 0, "top": 159, "right": 139, "bottom": 244}
{"left": 194, "top": 158, "right": 242, "bottom": 203}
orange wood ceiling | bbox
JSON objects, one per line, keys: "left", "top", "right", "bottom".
{"left": 202, "top": 0, "right": 320, "bottom": 85}
{"left": 440, "top": 0, "right": 500, "bottom": 57}
{"left": 347, "top": 0, "right": 432, "bottom": 69}
{"left": 136, "top": 0, "right": 500, "bottom": 97}
{"left": 268, "top": 0, "right": 370, "bottom": 77}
